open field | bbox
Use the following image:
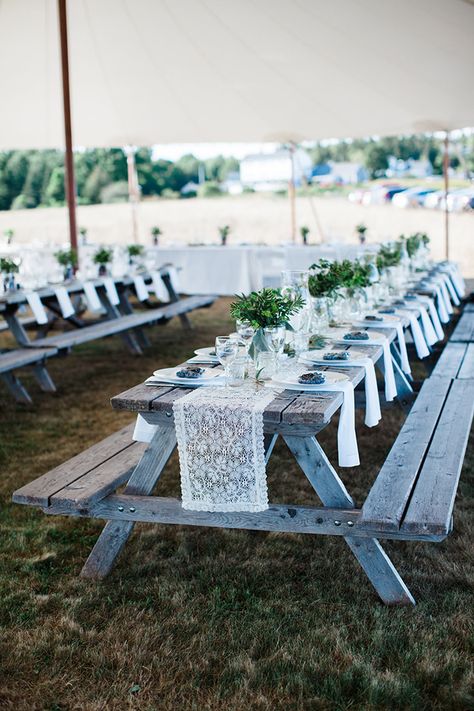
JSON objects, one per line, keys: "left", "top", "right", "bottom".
{"left": 0, "top": 299, "right": 473, "bottom": 710}
{"left": 1, "top": 193, "right": 474, "bottom": 276}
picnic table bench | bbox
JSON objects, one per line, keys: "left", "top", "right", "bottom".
{"left": 0, "top": 269, "right": 215, "bottom": 403}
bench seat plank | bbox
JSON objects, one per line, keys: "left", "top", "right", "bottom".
{"left": 361, "top": 377, "right": 452, "bottom": 531}
{"left": 0, "top": 347, "right": 57, "bottom": 372}
{"left": 430, "top": 342, "right": 467, "bottom": 379}
{"left": 401, "top": 378, "right": 474, "bottom": 535}
{"left": 12, "top": 423, "right": 135, "bottom": 507}
{"left": 49, "top": 440, "right": 147, "bottom": 510}
{"left": 450, "top": 311, "right": 474, "bottom": 343}
{"left": 457, "top": 343, "right": 474, "bottom": 379}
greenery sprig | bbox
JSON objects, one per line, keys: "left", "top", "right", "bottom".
{"left": 127, "top": 244, "right": 144, "bottom": 258}
{"left": 376, "top": 243, "right": 402, "bottom": 270}
{"left": 54, "top": 248, "right": 78, "bottom": 268}
{"left": 230, "top": 288, "right": 305, "bottom": 329}
{"left": 93, "top": 247, "right": 113, "bottom": 265}
{"left": 0, "top": 257, "right": 19, "bottom": 274}
{"left": 308, "top": 259, "right": 371, "bottom": 298}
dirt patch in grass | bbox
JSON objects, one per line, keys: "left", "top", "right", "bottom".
{"left": 0, "top": 299, "right": 473, "bottom": 710}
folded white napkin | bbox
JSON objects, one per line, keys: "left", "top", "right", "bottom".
{"left": 133, "top": 275, "right": 149, "bottom": 302}
{"left": 300, "top": 354, "right": 381, "bottom": 428}
{"left": 54, "top": 286, "right": 75, "bottom": 318}
{"left": 357, "top": 319, "right": 410, "bottom": 375}
{"left": 82, "top": 281, "right": 102, "bottom": 312}
{"left": 441, "top": 273, "right": 460, "bottom": 306}
{"left": 167, "top": 266, "right": 180, "bottom": 294}
{"left": 416, "top": 295, "right": 444, "bottom": 341}
{"left": 396, "top": 309, "right": 430, "bottom": 358}
{"left": 438, "top": 279, "right": 454, "bottom": 315}
{"left": 102, "top": 277, "right": 120, "bottom": 306}
{"left": 323, "top": 328, "right": 397, "bottom": 402}
{"left": 25, "top": 291, "right": 48, "bottom": 325}
{"left": 133, "top": 413, "right": 157, "bottom": 443}
{"left": 427, "top": 283, "right": 449, "bottom": 323}
{"left": 444, "top": 264, "right": 465, "bottom": 298}
{"left": 151, "top": 271, "right": 170, "bottom": 302}
{"left": 315, "top": 379, "right": 359, "bottom": 467}
{"left": 400, "top": 302, "right": 437, "bottom": 346}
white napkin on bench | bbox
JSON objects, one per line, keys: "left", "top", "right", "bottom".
{"left": 25, "top": 291, "right": 48, "bottom": 325}
{"left": 133, "top": 275, "right": 149, "bottom": 302}
{"left": 356, "top": 319, "right": 411, "bottom": 375}
{"left": 82, "top": 281, "right": 102, "bottom": 312}
{"left": 102, "top": 277, "right": 120, "bottom": 306}
{"left": 54, "top": 286, "right": 75, "bottom": 318}
{"left": 395, "top": 309, "right": 430, "bottom": 359}
{"left": 416, "top": 295, "right": 444, "bottom": 340}
{"left": 151, "top": 271, "right": 170, "bottom": 302}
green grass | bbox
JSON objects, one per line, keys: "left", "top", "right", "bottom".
{"left": 0, "top": 299, "right": 473, "bottom": 710}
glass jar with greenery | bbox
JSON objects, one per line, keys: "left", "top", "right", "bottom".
{"left": 230, "top": 288, "right": 305, "bottom": 362}
{"left": 93, "top": 247, "right": 113, "bottom": 277}
{"left": 54, "top": 248, "right": 78, "bottom": 281}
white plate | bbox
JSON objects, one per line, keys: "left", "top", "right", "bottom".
{"left": 194, "top": 347, "right": 219, "bottom": 360}
{"left": 361, "top": 312, "right": 400, "bottom": 323}
{"left": 324, "top": 327, "right": 385, "bottom": 344}
{"left": 300, "top": 348, "right": 367, "bottom": 364}
{"left": 271, "top": 369, "right": 348, "bottom": 391}
{"left": 152, "top": 366, "right": 224, "bottom": 386}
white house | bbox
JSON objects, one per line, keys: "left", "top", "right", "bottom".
{"left": 240, "top": 148, "right": 313, "bottom": 191}
{"left": 326, "top": 161, "right": 368, "bottom": 184}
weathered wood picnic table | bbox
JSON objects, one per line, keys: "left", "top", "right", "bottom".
{"left": 14, "top": 337, "right": 415, "bottom": 603}
{"left": 0, "top": 269, "right": 215, "bottom": 402}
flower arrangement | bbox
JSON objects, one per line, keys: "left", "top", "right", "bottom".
{"left": 54, "top": 248, "right": 78, "bottom": 269}
{"left": 93, "top": 247, "right": 113, "bottom": 276}
{"left": 0, "top": 257, "right": 19, "bottom": 275}
{"left": 300, "top": 225, "right": 310, "bottom": 245}
{"left": 356, "top": 223, "right": 368, "bottom": 244}
{"left": 3, "top": 229, "right": 14, "bottom": 244}
{"left": 402, "top": 232, "right": 429, "bottom": 258}
{"left": 308, "top": 259, "right": 371, "bottom": 298}
{"left": 230, "top": 288, "right": 305, "bottom": 330}
{"left": 151, "top": 226, "right": 162, "bottom": 245}
{"left": 218, "top": 225, "right": 231, "bottom": 246}
{"left": 376, "top": 243, "right": 402, "bottom": 271}
{"left": 127, "top": 244, "right": 144, "bottom": 259}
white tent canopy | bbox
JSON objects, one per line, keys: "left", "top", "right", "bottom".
{"left": 0, "top": 0, "right": 473, "bottom": 149}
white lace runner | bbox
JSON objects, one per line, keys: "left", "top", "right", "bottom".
{"left": 173, "top": 384, "right": 277, "bottom": 513}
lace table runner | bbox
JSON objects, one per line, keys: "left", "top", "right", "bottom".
{"left": 173, "top": 384, "right": 277, "bottom": 512}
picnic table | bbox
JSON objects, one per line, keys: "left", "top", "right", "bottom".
{"left": 0, "top": 269, "right": 215, "bottom": 403}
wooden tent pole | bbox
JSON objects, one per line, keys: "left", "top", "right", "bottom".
{"left": 289, "top": 143, "right": 297, "bottom": 243}
{"left": 443, "top": 132, "right": 450, "bottom": 261}
{"left": 58, "top": 0, "right": 78, "bottom": 256}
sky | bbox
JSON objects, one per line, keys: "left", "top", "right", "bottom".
{"left": 151, "top": 143, "right": 280, "bottom": 161}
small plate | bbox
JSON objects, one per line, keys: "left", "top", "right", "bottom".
{"left": 194, "top": 347, "right": 219, "bottom": 360}
{"left": 299, "top": 348, "right": 367, "bottom": 364}
{"left": 151, "top": 366, "right": 224, "bottom": 386}
{"left": 270, "top": 369, "right": 348, "bottom": 391}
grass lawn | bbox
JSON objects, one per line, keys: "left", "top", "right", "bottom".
{"left": 0, "top": 298, "right": 473, "bottom": 710}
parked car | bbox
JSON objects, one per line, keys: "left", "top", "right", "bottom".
{"left": 360, "top": 183, "right": 404, "bottom": 206}
{"left": 392, "top": 187, "right": 435, "bottom": 208}
{"left": 446, "top": 187, "right": 474, "bottom": 212}
{"left": 424, "top": 190, "right": 444, "bottom": 209}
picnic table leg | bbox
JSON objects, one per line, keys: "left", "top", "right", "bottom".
{"left": 80, "top": 424, "right": 176, "bottom": 579}
{"left": 161, "top": 271, "right": 192, "bottom": 330}
{"left": 32, "top": 362, "right": 56, "bottom": 393}
{"left": 117, "top": 287, "right": 151, "bottom": 349}
{"left": 97, "top": 288, "right": 143, "bottom": 356}
{"left": 284, "top": 435, "right": 415, "bottom": 606}
{"left": 0, "top": 371, "right": 33, "bottom": 404}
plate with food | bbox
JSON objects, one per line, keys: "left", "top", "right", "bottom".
{"left": 270, "top": 369, "right": 349, "bottom": 391}
{"left": 299, "top": 348, "right": 368, "bottom": 365}
{"left": 150, "top": 365, "right": 224, "bottom": 387}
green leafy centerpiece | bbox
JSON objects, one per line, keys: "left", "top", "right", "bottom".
{"left": 230, "top": 288, "right": 305, "bottom": 360}
{"left": 0, "top": 257, "right": 19, "bottom": 291}
{"left": 93, "top": 247, "right": 113, "bottom": 276}
{"left": 126, "top": 244, "right": 145, "bottom": 268}
{"left": 54, "top": 248, "right": 78, "bottom": 280}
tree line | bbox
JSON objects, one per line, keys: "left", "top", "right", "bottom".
{"left": 0, "top": 134, "right": 472, "bottom": 211}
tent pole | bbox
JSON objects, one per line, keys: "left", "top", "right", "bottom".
{"left": 289, "top": 143, "right": 297, "bottom": 243}
{"left": 125, "top": 146, "right": 140, "bottom": 244}
{"left": 58, "top": 0, "right": 78, "bottom": 257}
{"left": 443, "top": 132, "right": 449, "bottom": 261}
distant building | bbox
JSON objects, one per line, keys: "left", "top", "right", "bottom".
{"left": 220, "top": 171, "right": 243, "bottom": 195}
{"left": 240, "top": 148, "right": 313, "bottom": 191}
{"left": 387, "top": 156, "right": 433, "bottom": 178}
{"left": 328, "top": 161, "right": 368, "bottom": 184}
{"left": 180, "top": 181, "right": 199, "bottom": 196}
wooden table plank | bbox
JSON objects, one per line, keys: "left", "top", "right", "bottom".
{"left": 457, "top": 343, "right": 474, "bottom": 379}
{"left": 430, "top": 342, "right": 467, "bottom": 379}
{"left": 450, "top": 311, "right": 474, "bottom": 343}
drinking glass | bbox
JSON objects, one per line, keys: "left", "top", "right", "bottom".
{"left": 235, "top": 320, "right": 255, "bottom": 355}
{"left": 227, "top": 356, "right": 248, "bottom": 386}
{"left": 263, "top": 326, "right": 286, "bottom": 354}
{"left": 215, "top": 336, "right": 239, "bottom": 383}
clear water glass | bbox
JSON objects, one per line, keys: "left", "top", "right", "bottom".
{"left": 236, "top": 319, "right": 255, "bottom": 354}
{"left": 215, "top": 336, "right": 239, "bottom": 383}
{"left": 263, "top": 326, "right": 286, "bottom": 354}
{"left": 227, "top": 356, "right": 248, "bottom": 386}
